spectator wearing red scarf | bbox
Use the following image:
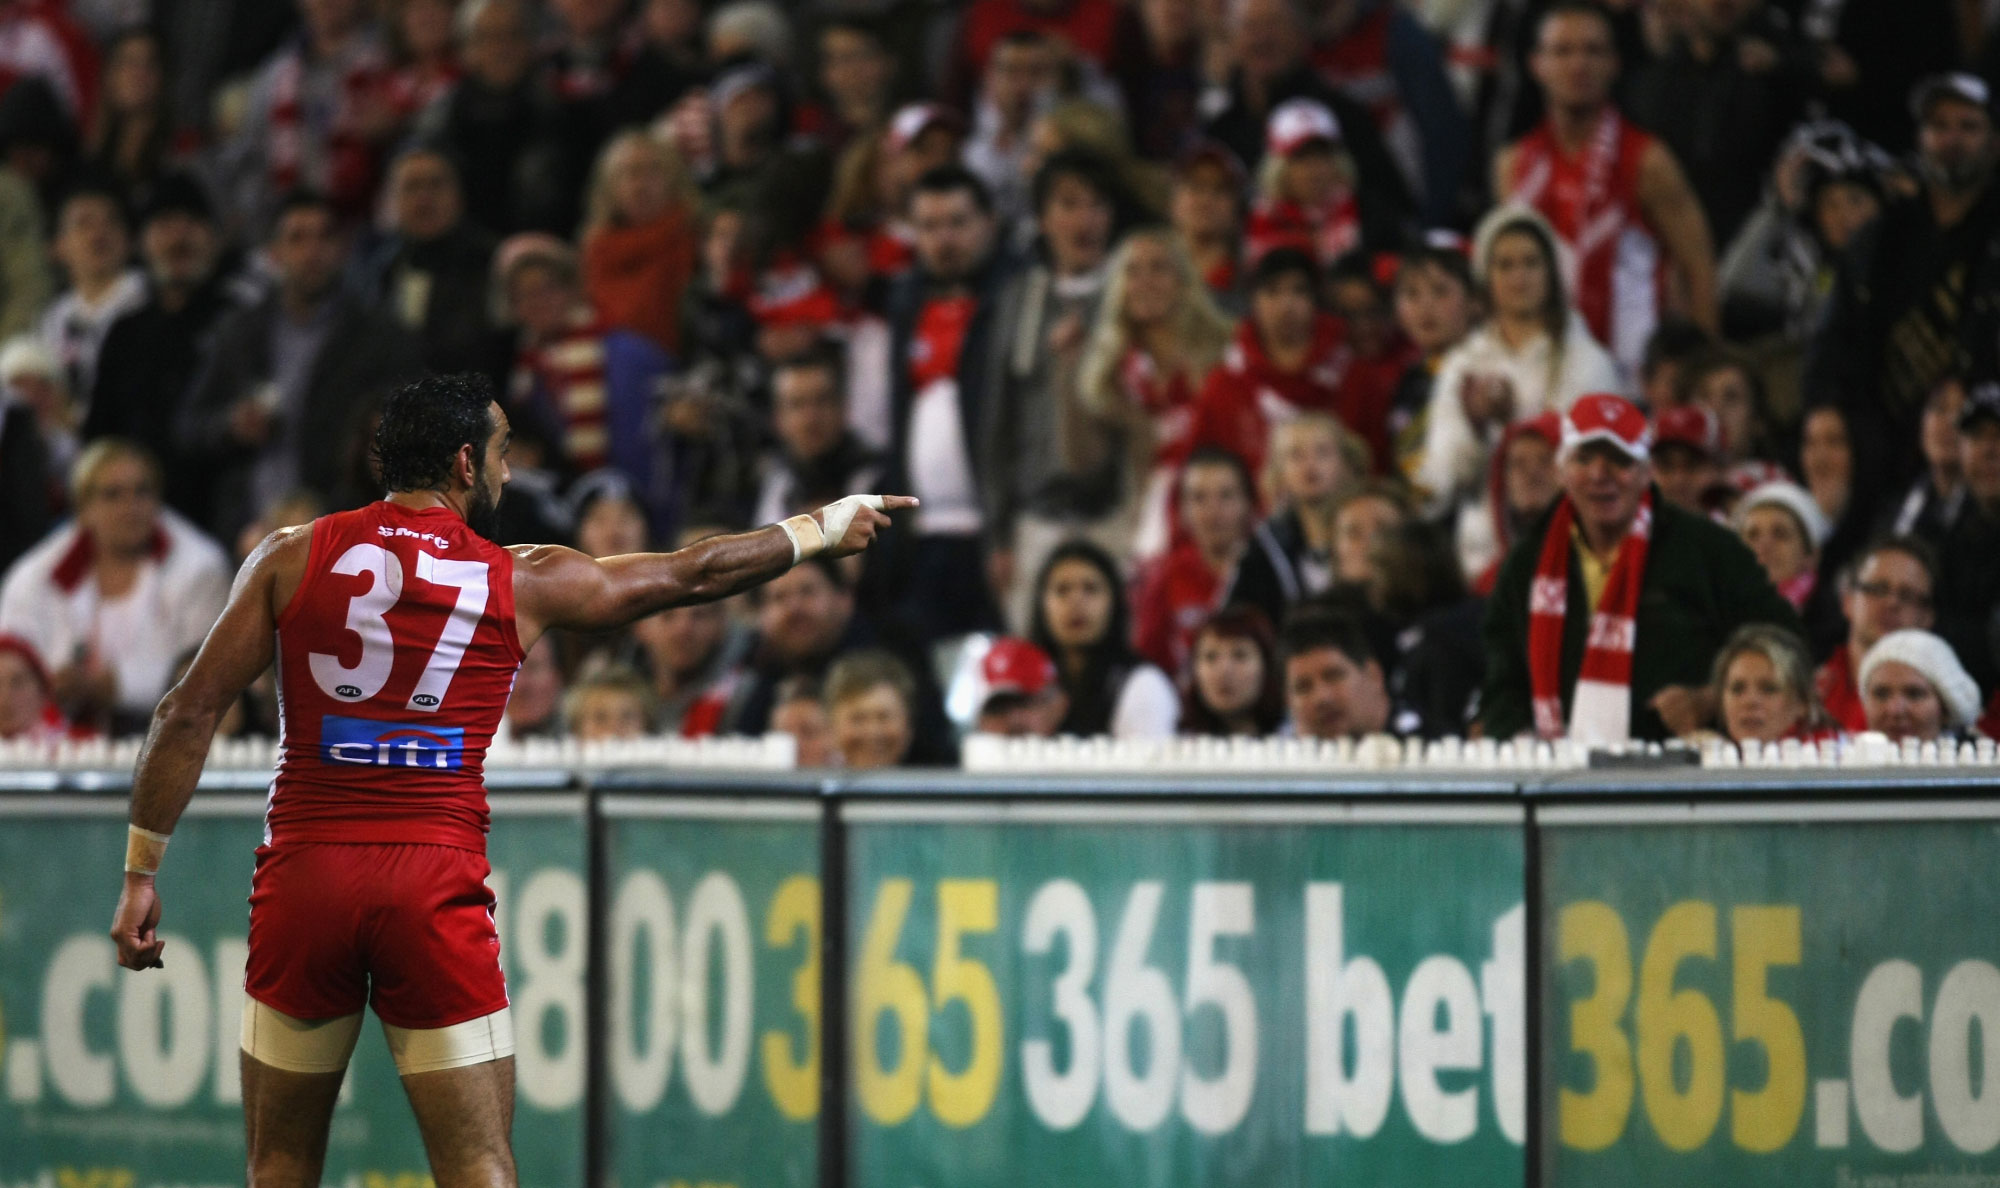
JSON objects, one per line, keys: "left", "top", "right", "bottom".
{"left": 1170, "top": 142, "right": 1249, "bottom": 306}
{"left": 1463, "top": 412, "right": 1561, "bottom": 595}
{"left": 1480, "top": 394, "right": 1799, "bottom": 743}
{"left": 1191, "top": 248, "right": 1354, "bottom": 479}
{"left": 0, "top": 632, "right": 77, "bottom": 742}
{"left": 1321, "top": 252, "right": 1416, "bottom": 472}
{"left": 1246, "top": 99, "right": 1375, "bottom": 270}
{"left": 1133, "top": 447, "right": 1294, "bottom": 676}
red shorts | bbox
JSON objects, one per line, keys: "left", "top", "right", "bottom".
{"left": 244, "top": 842, "right": 508, "bottom": 1030}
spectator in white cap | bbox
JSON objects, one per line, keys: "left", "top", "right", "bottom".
{"left": 1734, "top": 481, "right": 1829, "bottom": 608}
{"left": 885, "top": 102, "right": 969, "bottom": 212}
{"left": 0, "top": 333, "right": 77, "bottom": 478}
{"left": 1735, "top": 478, "right": 1850, "bottom": 658}
{"left": 1860, "top": 628, "right": 1982, "bottom": 743}
{"left": 1245, "top": 98, "right": 1406, "bottom": 267}
{"left": 1481, "top": 393, "right": 1802, "bottom": 744}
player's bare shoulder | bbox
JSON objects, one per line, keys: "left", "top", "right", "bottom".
{"left": 506, "top": 542, "right": 611, "bottom": 648}
{"left": 234, "top": 521, "right": 317, "bottom": 610}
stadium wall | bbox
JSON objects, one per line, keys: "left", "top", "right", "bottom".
{"left": 1, "top": 764, "right": 1995, "bottom": 1187}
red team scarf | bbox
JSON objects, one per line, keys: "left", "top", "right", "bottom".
{"left": 1246, "top": 193, "right": 1361, "bottom": 269}
{"left": 268, "top": 45, "right": 385, "bottom": 206}
{"left": 513, "top": 311, "right": 613, "bottom": 472}
{"left": 1528, "top": 488, "right": 1653, "bottom": 742}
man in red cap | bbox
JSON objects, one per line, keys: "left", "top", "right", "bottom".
{"left": 1480, "top": 393, "right": 1799, "bottom": 743}
{"left": 1650, "top": 404, "right": 1726, "bottom": 514}
{"left": 974, "top": 637, "right": 1067, "bottom": 735}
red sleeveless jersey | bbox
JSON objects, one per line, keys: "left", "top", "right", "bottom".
{"left": 1505, "top": 109, "right": 1662, "bottom": 372}
{"left": 265, "top": 502, "right": 523, "bottom": 851}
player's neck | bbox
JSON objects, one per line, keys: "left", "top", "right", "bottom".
{"left": 386, "top": 488, "right": 468, "bottom": 522}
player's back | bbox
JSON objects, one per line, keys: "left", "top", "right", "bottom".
{"left": 266, "top": 501, "right": 523, "bottom": 851}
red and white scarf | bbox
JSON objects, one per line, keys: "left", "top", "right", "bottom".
{"left": 513, "top": 311, "right": 612, "bottom": 472}
{"left": 268, "top": 42, "right": 385, "bottom": 208}
{"left": 1529, "top": 490, "right": 1652, "bottom": 743}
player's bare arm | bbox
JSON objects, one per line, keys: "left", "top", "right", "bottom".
{"left": 111, "top": 525, "right": 311, "bottom": 970}
{"left": 1639, "top": 141, "right": 1720, "bottom": 331}
{"left": 511, "top": 493, "right": 919, "bottom": 652}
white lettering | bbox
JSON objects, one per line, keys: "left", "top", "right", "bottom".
{"left": 1483, "top": 904, "right": 1527, "bottom": 1144}
{"left": 119, "top": 931, "right": 210, "bottom": 1106}
{"left": 377, "top": 524, "right": 451, "bottom": 550}
{"left": 1852, "top": 960, "right": 1924, "bottom": 1153}
{"left": 1304, "top": 883, "right": 1395, "bottom": 1137}
{"left": 1400, "top": 956, "right": 1482, "bottom": 1143}
{"left": 1930, "top": 960, "right": 2000, "bottom": 1154}
{"left": 43, "top": 934, "right": 116, "bottom": 1105}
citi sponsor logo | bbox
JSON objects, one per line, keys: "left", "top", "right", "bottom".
{"left": 318, "top": 715, "right": 465, "bottom": 768}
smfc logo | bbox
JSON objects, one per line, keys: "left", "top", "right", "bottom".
{"left": 318, "top": 715, "right": 465, "bottom": 768}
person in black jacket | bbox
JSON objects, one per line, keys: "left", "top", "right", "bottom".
{"left": 1482, "top": 395, "right": 1803, "bottom": 743}
{"left": 868, "top": 165, "right": 1013, "bottom": 651}
{"left": 1625, "top": 0, "right": 1818, "bottom": 247}
{"left": 353, "top": 145, "right": 505, "bottom": 382}
{"left": 176, "top": 192, "right": 424, "bottom": 539}
{"left": 0, "top": 399, "right": 51, "bottom": 574}
{"left": 84, "top": 172, "right": 253, "bottom": 526}
{"left": 1808, "top": 74, "right": 2000, "bottom": 503}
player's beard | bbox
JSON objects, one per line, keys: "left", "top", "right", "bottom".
{"left": 465, "top": 462, "right": 501, "bottom": 540}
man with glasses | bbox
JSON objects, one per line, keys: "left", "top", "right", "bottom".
{"left": 1816, "top": 537, "right": 1940, "bottom": 733}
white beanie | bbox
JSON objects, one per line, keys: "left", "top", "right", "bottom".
{"left": 1734, "top": 480, "right": 1831, "bottom": 549}
{"left": 1859, "top": 629, "right": 1982, "bottom": 728}
{"left": 0, "top": 335, "right": 59, "bottom": 386}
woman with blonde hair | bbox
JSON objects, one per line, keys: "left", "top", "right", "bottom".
{"left": 817, "top": 127, "right": 914, "bottom": 298}
{"left": 1415, "top": 204, "right": 1621, "bottom": 519}
{"left": 1076, "top": 226, "right": 1236, "bottom": 562}
{"left": 581, "top": 129, "right": 700, "bottom": 354}
{"left": 1706, "top": 623, "right": 1833, "bottom": 746}
{"left": 1258, "top": 412, "right": 1369, "bottom": 598}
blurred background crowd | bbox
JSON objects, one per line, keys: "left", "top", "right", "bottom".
{"left": 0, "top": 0, "right": 1996, "bottom": 767}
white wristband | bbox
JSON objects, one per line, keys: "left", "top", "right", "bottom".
{"left": 126, "top": 824, "right": 171, "bottom": 876}
{"left": 779, "top": 514, "right": 825, "bottom": 564}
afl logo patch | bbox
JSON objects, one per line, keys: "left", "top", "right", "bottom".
{"left": 335, "top": 684, "right": 362, "bottom": 698}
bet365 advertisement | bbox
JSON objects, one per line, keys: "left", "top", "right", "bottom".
{"left": 840, "top": 801, "right": 1528, "bottom": 1188}
{"left": 0, "top": 793, "right": 587, "bottom": 1188}
{"left": 1540, "top": 801, "right": 2000, "bottom": 1188}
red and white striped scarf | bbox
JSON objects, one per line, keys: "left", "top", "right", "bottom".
{"left": 1528, "top": 489, "right": 1652, "bottom": 743}
{"left": 267, "top": 42, "right": 385, "bottom": 206}
{"left": 513, "top": 312, "right": 612, "bottom": 472}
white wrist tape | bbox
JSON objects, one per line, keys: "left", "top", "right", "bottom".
{"left": 780, "top": 495, "right": 887, "bottom": 563}
{"left": 125, "top": 824, "right": 170, "bottom": 876}
{"left": 817, "top": 494, "right": 886, "bottom": 548}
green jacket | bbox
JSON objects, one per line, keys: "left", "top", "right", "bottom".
{"left": 1479, "top": 491, "right": 1804, "bottom": 742}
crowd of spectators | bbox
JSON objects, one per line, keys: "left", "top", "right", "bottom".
{"left": 1, "top": 0, "right": 1998, "bottom": 766}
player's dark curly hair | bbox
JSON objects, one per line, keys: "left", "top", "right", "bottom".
{"left": 370, "top": 373, "right": 497, "bottom": 493}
